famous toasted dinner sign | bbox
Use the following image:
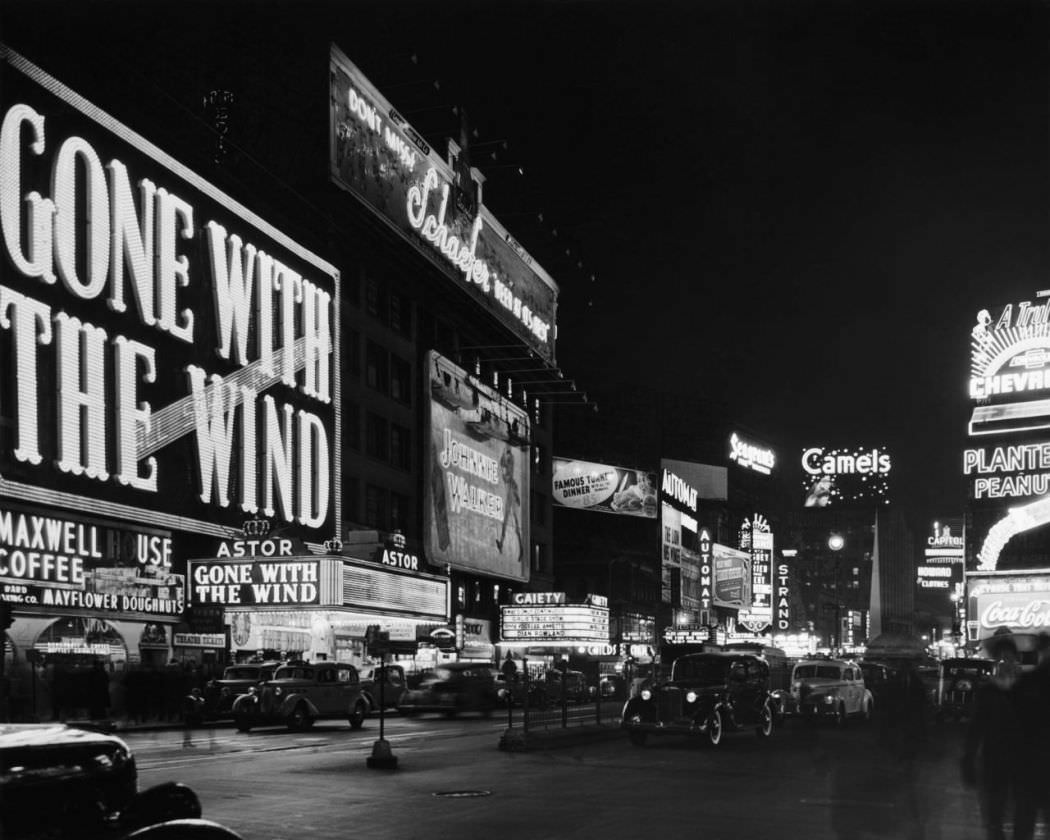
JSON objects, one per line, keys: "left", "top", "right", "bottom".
{"left": 0, "top": 49, "right": 341, "bottom": 543}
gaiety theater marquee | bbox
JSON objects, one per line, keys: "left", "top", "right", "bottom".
{"left": 0, "top": 48, "right": 341, "bottom": 546}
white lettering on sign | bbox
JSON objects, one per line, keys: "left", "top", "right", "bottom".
{"left": 191, "top": 560, "right": 319, "bottom": 605}
{"left": 776, "top": 563, "right": 791, "bottom": 631}
{"left": 381, "top": 549, "right": 419, "bottom": 571}
{"left": 980, "top": 599, "right": 1050, "bottom": 629}
{"left": 0, "top": 100, "right": 335, "bottom": 531}
{"left": 405, "top": 169, "right": 550, "bottom": 345}
{"left": 729, "top": 433, "right": 775, "bottom": 474}
{"left": 661, "top": 470, "right": 698, "bottom": 511}
{"left": 802, "top": 447, "right": 892, "bottom": 476}
{"left": 510, "top": 591, "right": 566, "bottom": 606}
{"left": 216, "top": 539, "right": 293, "bottom": 558}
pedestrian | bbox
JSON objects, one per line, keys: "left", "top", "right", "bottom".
{"left": 962, "top": 633, "right": 1022, "bottom": 840}
{"left": 87, "top": 660, "right": 109, "bottom": 720}
{"left": 1013, "top": 632, "right": 1050, "bottom": 840}
{"left": 501, "top": 653, "right": 517, "bottom": 682}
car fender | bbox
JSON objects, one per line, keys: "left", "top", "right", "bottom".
{"left": 123, "top": 818, "right": 245, "bottom": 840}
{"left": 230, "top": 694, "right": 258, "bottom": 714}
{"left": 279, "top": 694, "right": 320, "bottom": 718}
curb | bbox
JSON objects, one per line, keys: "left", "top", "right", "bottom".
{"left": 497, "top": 724, "right": 623, "bottom": 752}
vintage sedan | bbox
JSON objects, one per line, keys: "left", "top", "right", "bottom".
{"left": 232, "top": 661, "right": 368, "bottom": 732}
{"left": 397, "top": 663, "right": 499, "bottom": 717}
{"left": 357, "top": 663, "right": 408, "bottom": 712}
{"left": 621, "top": 652, "right": 776, "bottom": 747}
{"left": 202, "top": 660, "right": 282, "bottom": 721}
{"left": 791, "top": 659, "right": 874, "bottom": 724}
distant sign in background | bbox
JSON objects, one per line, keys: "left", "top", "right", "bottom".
{"left": 552, "top": 458, "right": 657, "bottom": 518}
{"left": 712, "top": 544, "right": 751, "bottom": 609}
{"left": 800, "top": 447, "right": 892, "bottom": 508}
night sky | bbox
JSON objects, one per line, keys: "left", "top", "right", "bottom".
{"left": 6, "top": 0, "right": 1048, "bottom": 523}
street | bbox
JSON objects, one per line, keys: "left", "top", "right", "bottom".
{"left": 130, "top": 714, "right": 989, "bottom": 840}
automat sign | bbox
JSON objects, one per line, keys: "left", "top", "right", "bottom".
{"left": 0, "top": 51, "right": 340, "bottom": 543}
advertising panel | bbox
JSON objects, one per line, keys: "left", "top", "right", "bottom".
{"left": 966, "top": 573, "right": 1050, "bottom": 641}
{"left": 659, "top": 459, "right": 717, "bottom": 607}
{"left": 800, "top": 447, "right": 892, "bottom": 508}
{"left": 0, "top": 503, "right": 183, "bottom": 620}
{"left": 728, "top": 432, "right": 776, "bottom": 476}
{"left": 424, "top": 352, "right": 530, "bottom": 582}
{"left": 0, "top": 50, "right": 341, "bottom": 545}
{"left": 774, "top": 561, "right": 791, "bottom": 632}
{"left": 964, "top": 292, "right": 1050, "bottom": 572}
{"left": 917, "top": 518, "right": 964, "bottom": 595}
{"left": 551, "top": 458, "right": 657, "bottom": 518}
{"left": 737, "top": 514, "right": 773, "bottom": 632}
{"left": 712, "top": 544, "right": 751, "bottom": 609}
{"left": 329, "top": 45, "right": 556, "bottom": 362}
{"left": 500, "top": 594, "right": 609, "bottom": 643}
{"left": 187, "top": 557, "right": 342, "bottom": 607}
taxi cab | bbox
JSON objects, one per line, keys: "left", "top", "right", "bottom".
{"left": 790, "top": 658, "right": 873, "bottom": 725}
{"left": 231, "top": 661, "right": 367, "bottom": 732}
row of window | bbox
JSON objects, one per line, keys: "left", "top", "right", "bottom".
{"left": 345, "top": 404, "right": 412, "bottom": 471}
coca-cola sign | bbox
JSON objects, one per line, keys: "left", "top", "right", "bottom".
{"left": 969, "top": 573, "right": 1050, "bottom": 639}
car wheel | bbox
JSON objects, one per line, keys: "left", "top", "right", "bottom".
{"left": 235, "top": 716, "right": 251, "bottom": 733}
{"left": 288, "top": 703, "right": 312, "bottom": 732}
{"left": 706, "top": 709, "right": 723, "bottom": 747}
{"left": 629, "top": 731, "right": 647, "bottom": 747}
{"left": 348, "top": 702, "right": 366, "bottom": 730}
{"left": 756, "top": 702, "right": 774, "bottom": 738}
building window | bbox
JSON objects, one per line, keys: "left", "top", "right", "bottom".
{"left": 366, "top": 274, "right": 388, "bottom": 322}
{"left": 345, "top": 402, "right": 361, "bottom": 451}
{"left": 532, "top": 543, "right": 546, "bottom": 574}
{"left": 390, "top": 423, "right": 411, "bottom": 471}
{"left": 365, "top": 341, "right": 389, "bottom": 394}
{"left": 365, "top": 412, "right": 389, "bottom": 461}
{"left": 345, "top": 476, "right": 360, "bottom": 525}
{"left": 390, "top": 291, "right": 412, "bottom": 336}
{"left": 531, "top": 492, "right": 545, "bottom": 525}
{"left": 346, "top": 329, "right": 361, "bottom": 380}
{"left": 390, "top": 492, "right": 409, "bottom": 532}
{"left": 364, "top": 484, "right": 387, "bottom": 529}
{"left": 390, "top": 355, "right": 411, "bottom": 405}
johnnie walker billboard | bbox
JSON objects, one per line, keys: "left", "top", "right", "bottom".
{"left": 0, "top": 48, "right": 341, "bottom": 547}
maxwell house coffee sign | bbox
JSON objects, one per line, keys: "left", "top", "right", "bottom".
{"left": 329, "top": 44, "right": 556, "bottom": 362}
{"left": 0, "top": 49, "right": 341, "bottom": 544}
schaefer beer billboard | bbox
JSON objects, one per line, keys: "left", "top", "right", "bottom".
{"left": 424, "top": 352, "right": 530, "bottom": 582}
{"left": 0, "top": 48, "right": 341, "bottom": 547}
{"left": 329, "top": 45, "right": 556, "bottom": 363}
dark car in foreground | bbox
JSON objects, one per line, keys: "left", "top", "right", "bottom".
{"left": 202, "top": 661, "right": 282, "bottom": 721}
{"left": 621, "top": 652, "right": 776, "bottom": 747}
{"left": 231, "top": 661, "right": 367, "bottom": 732}
{"left": 398, "top": 663, "right": 499, "bottom": 717}
{"left": 0, "top": 723, "right": 241, "bottom": 839}
{"left": 937, "top": 658, "right": 995, "bottom": 722}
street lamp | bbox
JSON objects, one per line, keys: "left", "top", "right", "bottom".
{"left": 828, "top": 533, "right": 845, "bottom": 551}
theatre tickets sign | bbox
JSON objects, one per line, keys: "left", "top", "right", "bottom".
{"left": 329, "top": 44, "right": 556, "bottom": 362}
{"left": 0, "top": 50, "right": 340, "bottom": 544}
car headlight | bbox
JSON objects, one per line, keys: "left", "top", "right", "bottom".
{"left": 823, "top": 695, "right": 835, "bottom": 705}
{"left": 248, "top": 686, "right": 258, "bottom": 695}
{"left": 685, "top": 691, "right": 698, "bottom": 704}
{"left": 274, "top": 687, "right": 282, "bottom": 696}
{"left": 640, "top": 688, "right": 652, "bottom": 701}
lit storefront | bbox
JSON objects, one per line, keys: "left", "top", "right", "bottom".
{"left": 0, "top": 48, "right": 340, "bottom": 716}
{"left": 499, "top": 592, "right": 610, "bottom": 674}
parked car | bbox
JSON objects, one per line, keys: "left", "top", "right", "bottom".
{"left": 621, "top": 652, "right": 776, "bottom": 747}
{"left": 599, "top": 674, "right": 627, "bottom": 701}
{"left": 542, "top": 668, "right": 591, "bottom": 704}
{"left": 397, "top": 662, "right": 499, "bottom": 717}
{"left": 936, "top": 658, "right": 995, "bottom": 722}
{"left": 357, "top": 663, "right": 408, "bottom": 712}
{"left": 858, "top": 660, "right": 896, "bottom": 710}
{"left": 231, "top": 661, "right": 367, "bottom": 732}
{"left": 202, "top": 660, "right": 282, "bottom": 720}
{"left": 0, "top": 723, "right": 242, "bottom": 840}
{"left": 495, "top": 672, "right": 549, "bottom": 708}
{"left": 790, "top": 659, "right": 874, "bottom": 725}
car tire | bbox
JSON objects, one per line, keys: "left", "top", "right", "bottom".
{"left": 628, "top": 731, "right": 647, "bottom": 747}
{"left": 235, "top": 716, "right": 251, "bottom": 733}
{"left": 348, "top": 702, "right": 366, "bottom": 730}
{"left": 706, "top": 709, "right": 723, "bottom": 747}
{"left": 756, "top": 702, "right": 774, "bottom": 738}
{"left": 288, "top": 703, "right": 312, "bottom": 732}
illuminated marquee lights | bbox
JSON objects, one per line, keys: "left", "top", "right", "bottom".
{"left": 964, "top": 442, "right": 1050, "bottom": 500}
{"left": 661, "top": 470, "right": 698, "bottom": 511}
{"left": 975, "top": 494, "right": 1050, "bottom": 571}
{"left": 970, "top": 299, "right": 1050, "bottom": 399}
{"left": 0, "top": 90, "right": 336, "bottom": 532}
